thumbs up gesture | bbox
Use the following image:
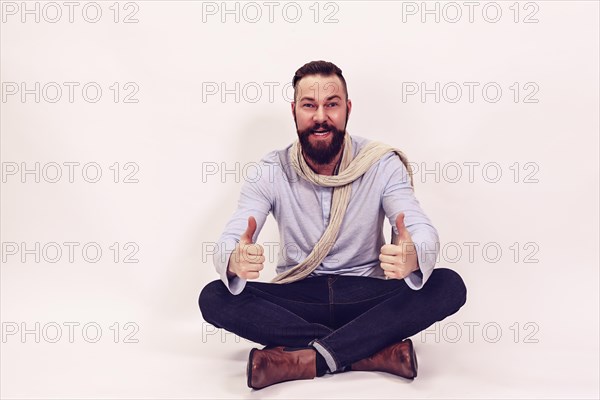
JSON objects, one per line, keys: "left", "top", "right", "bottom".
{"left": 379, "top": 213, "right": 419, "bottom": 280}
{"left": 227, "top": 216, "right": 265, "bottom": 280}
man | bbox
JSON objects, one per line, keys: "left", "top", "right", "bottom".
{"left": 199, "top": 60, "right": 467, "bottom": 390}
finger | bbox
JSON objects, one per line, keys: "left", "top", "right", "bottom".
{"left": 246, "top": 263, "right": 264, "bottom": 272}
{"left": 240, "top": 251, "right": 264, "bottom": 264}
{"left": 379, "top": 262, "right": 397, "bottom": 271}
{"left": 245, "top": 244, "right": 264, "bottom": 256}
{"left": 240, "top": 216, "right": 257, "bottom": 245}
{"left": 379, "top": 254, "right": 398, "bottom": 264}
{"left": 242, "top": 246, "right": 264, "bottom": 262}
{"left": 243, "top": 271, "right": 260, "bottom": 280}
{"left": 240, "top": 263, "right": 263, "bottom": 274}
{"left": 383, "top": 270, "right": 397, "bottom": 279}
{"left": 394, "top": 213, "right": 411, "bottom": 243}
{"left": 245, "top": 255, "right": 265, "bottom": 264}
{"left": 381, "top": 244, "right": 402, "bottom": 256}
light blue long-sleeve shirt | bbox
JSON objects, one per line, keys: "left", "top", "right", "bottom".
{"left": 212, "top": 135, "right": 440, "bottom": 295}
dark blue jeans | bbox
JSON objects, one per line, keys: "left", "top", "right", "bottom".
{"left": 199, "top": 268, "right": 466, "bottom": 372}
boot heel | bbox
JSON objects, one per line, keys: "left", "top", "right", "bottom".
{"left": 406, "top": 339, "right": 418, "bottom": 379}
{"left": 247, "top": 348, "right": 258, "bottom": 388}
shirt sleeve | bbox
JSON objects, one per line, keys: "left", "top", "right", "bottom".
{"left": 212, "top": 156, "right": 275, "bottom": 295}
{"left": 380, "top": 152, "right": 440, "bottom": 290}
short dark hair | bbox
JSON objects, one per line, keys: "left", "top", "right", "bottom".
{"left": 292, "top": 60, "right": 348, "bottom": 101}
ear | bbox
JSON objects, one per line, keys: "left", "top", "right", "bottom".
{"left": 346, "top": 99, "right": 352, "bottom": 117}
{"left": 291, "top": 101, "right": 296, "bottom": 117}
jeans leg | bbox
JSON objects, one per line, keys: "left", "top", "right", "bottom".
{"left": 312, "top": 268, "right": 467, "bottom": 372}
{"left": 199, "top": 278, "right": 333, "bottom": 347}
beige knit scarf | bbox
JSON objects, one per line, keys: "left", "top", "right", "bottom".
{"left": 271, "top": 134, "right": 414, "bottom": 284}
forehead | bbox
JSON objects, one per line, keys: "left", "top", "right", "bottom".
{"left": 296, "top": 74, "right": 344, "bottom": 101}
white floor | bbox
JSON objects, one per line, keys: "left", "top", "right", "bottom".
{"left": 1, "top": 267, "right": 598, "bottom": 399}
{"left": 2, "top": 320, "right": 598, "bottom": 399}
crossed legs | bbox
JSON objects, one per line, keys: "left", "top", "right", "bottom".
{"left": 199, "top": 268, "right": 467, "bottom": 386}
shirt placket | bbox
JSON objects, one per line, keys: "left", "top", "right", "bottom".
{"left": 320, "top": 185, "right": 333, "bottom": 228}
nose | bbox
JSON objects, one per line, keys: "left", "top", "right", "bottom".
{"left": 313, "top": 105, "right": 327, "bottom": 124}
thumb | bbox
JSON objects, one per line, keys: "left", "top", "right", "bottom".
{"left": 240, "top": 216, "right": 257, "bottom": 245}
{"left": 394, "top": 213, "right": 410, "bottom": 244}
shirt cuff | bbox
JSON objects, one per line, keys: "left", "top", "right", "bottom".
{"left": 403, "top": 240, "right": 436, "bottom": 290}
{"left": 221, "top": 271, "right": 247, "bottom": 295}
{"left": 215, "top": 248, "right": 247, "bottom": 295}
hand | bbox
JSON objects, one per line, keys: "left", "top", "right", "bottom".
{"left": 379, "top": 213, "right": 419, "bottom": 280}
{"left": 227, "top": 216, "right": 265, "bottom": 280}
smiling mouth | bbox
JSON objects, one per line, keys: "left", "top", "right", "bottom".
{"left": 312, "top": 129, "right": 331, "bottom": 136}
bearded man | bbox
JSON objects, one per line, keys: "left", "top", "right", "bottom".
{"left": 199, "top": 60, "right": 467, "bottom": 390}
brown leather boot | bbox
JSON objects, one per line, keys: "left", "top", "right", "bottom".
{"left": 247, "top": 346, "right": 317, "bottom": 390}
{"left": 350, "top": 339, "right": 418, "bottom": 379}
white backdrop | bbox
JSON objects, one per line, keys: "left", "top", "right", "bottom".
{"left": 1, "top": 1, "right": 598, "bottom": 398}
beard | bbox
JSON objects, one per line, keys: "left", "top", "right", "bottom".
{"left": 296, "top": 122, "right": 347, "bottom": 166}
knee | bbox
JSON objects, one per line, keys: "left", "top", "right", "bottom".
{"left": 198, "top": 279, "right": 228, "bottom": 324}
{"left": 432, "top": 268, "right": 467, "bottom": 312}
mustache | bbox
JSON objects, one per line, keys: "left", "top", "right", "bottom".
{"left": 310, "top": 123, "right": 332, "bottom": 132}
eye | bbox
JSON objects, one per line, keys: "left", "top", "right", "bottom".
{"left": 302, "top": 103, "right": 315, "bottom": 108}
{"left": 327, "top": 102, "right": 339, "bottom": 107}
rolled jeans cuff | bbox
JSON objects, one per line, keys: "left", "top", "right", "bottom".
{"left": 310, "top": 339, "right": 338, "bottom": 373}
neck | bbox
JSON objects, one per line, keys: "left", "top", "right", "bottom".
{"left": 303, "top": 150, "right": 343, "bottom": 176}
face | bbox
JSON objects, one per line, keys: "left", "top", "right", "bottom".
{"left": 292, "top": 74, "right": 352, "bottom": 165}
